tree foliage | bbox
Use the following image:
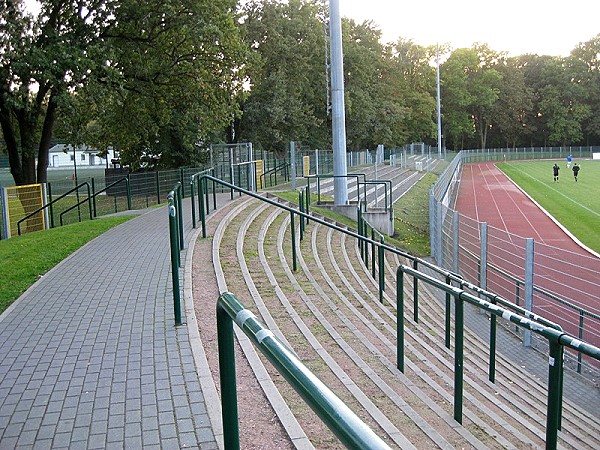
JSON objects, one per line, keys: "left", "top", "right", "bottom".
{"left": 3, "top": 0, "right": 600, "bottom": 185}
{"left": 1, "top": 0, "right": 245, "bottom": 184}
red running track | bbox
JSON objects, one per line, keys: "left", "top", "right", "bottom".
{"left": 454, "top": 162, "right": 600, "bottom": 354}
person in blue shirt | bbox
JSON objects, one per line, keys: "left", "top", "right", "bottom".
{"left": 566, "top": 154, "right": 573, "bottom": 168}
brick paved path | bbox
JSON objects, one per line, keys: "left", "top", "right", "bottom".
{"left": 0, "top": 203, "right": 217, "bottom": 449}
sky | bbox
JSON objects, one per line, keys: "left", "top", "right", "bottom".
{"left": 339, "top": 0, "right": 600, "bottom": 57}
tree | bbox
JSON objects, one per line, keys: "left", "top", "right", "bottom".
{"left": 0, "top": 0, "right": 246, "bottom": 183}
{"left": 569, "top": 34, "right": 600, "bottom": 144}
{"left": 237, "top": 0, "right": 328, "bottom": 154}
{"left": 0, "top": 0, "right": 113, "bottom": 185}
{"left": 486, "top": 57, "right": 534, "bottom": 148}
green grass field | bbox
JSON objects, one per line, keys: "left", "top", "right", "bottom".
{"left": 0, "top": 215, "right": 132, "bottom": 313}
{"left": 497, "top": 159, "right": 600, "bottom": 253}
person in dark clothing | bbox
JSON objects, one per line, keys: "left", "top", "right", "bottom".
{"left": 553, "top": 163, "right": 560, "bottom": 182}
{"left": 572, "top": 163, "right": 580, "bottom": 181}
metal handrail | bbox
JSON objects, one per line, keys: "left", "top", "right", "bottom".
{"left": 459, "top": 243, "right": 600, "bottom": 372}
{"left": 18, "top": 182, "right": 92, "bottom": 235}
{"left": 396, "top": 264, "right": 600, "bottom": 450}
{"left": 216, "top": 292, "right": 391, "bottom": 450}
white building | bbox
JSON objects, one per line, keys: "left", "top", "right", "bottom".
{"left": 48, "top": 144, "right": 118, "bottom": 169}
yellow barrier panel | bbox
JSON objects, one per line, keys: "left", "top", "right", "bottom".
{"left": 303, "top": 155, "right": 310, "bottom": 177}
{"left": 255, "top": 160, "right": 264, "bottom": 189}
{"left": 4, "top": 184, "right": 45, "bottom": 237}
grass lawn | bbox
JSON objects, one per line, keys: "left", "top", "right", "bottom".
{"left": 497, "top": 159, "right": 600, "bottom": 253}
{"left": 0, "top": 215, "right": 132, "bottom": 314}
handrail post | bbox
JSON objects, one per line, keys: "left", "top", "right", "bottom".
{"left": 290, "top": 212, "right": 297, "bottom": 272}
{"left": 454, "top": 293, "right": 464, "bottom": 424}
{"left": 216, "top": 302, "right": 240, "bottom": 450}
{"left": 86, "top": 183, "right": 93, "bottom": 221}
{"left": 357, "top": 208, "right": 363, "bottom": 258}
{"left": 190, "top": 176, "right": 197, "bottom": 229}
{"left": 545, "top": 339, "right": 563, "bottom": 450}
{"left": 205, "top": 175, "right": 211, "bottom": 215}
{"left": 177, "top": 183, "right": 184, "bottom": 250}
{"left": 305, "top": 184, "right": 310, "bottom": 225}
{"left": 199, "top": 176, "right": 207, "bottom": 238}
{"left": 48, "top": 183, "right": 55, "bottom": 228}
{"left": 378, "top": 237, "right": 385, "bottom": 303}
{"left": 298, "top": 190, "right": 304, "bottom": 241}
{"left": 489, "top": 297, "right": 497, "bottom": 383}
{"left": 91, "top": 178, "right": 97, "bottom": 218}
{"left": 396, "top": 267, "right": 405, "bottom": 372}
{"left": 445, "top": 275, "right": 451, "bottom": 349}
{"left": 371, "top": 228, "right": 376, "bottom": 279}
{"left": 413, "top": 259, "right": 419, "bottom": 323}
{"left": 168, "top": 195, "right": 182, "bottom": 326}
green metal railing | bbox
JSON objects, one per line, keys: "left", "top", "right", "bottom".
{"left": 191, "top": 174, "right": 600, "bottom": 449}
{"left": 17, "top": 182, "right": 93, "bottom": 234}
{"left": 306, "top": 174, "right": 393, "bottom": 214}
{"left": 396, "top": 264, "right": 600, "bottom": 450}
{"left": 462, "top": 244, "right": 600, "bottom": 374}
{"left": 194, "top": 175, "right": 394, "bottom": 302}
{"left": 216, "top": 292, "right": 391, "bottom": 450}
{"left": 259, "top": 162, "right": 290, "bottom": 189}
{"left": 167, "top": 182, "right": 184, "bottom": 326}
{"left": 357, "top": 208, "right": 386, "bottom": 303}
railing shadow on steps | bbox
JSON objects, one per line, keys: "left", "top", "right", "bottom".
{"left": 183, "top": 173, "right": 600, "bottom": 450}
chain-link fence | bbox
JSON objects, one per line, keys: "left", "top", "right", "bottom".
{"left": 430, "top": 147, "right": 600, "bottom": 376}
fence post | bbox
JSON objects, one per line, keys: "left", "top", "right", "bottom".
{"left": 156, "top": 172, "right": 161, "bottom": 204}
{"left": 479, "top": 222, "right": 488, "bottom": 315}
{"left": 436, "top": 202, "right": 443, "bottom": 267}
{"left": 126, "top": 177, "right": 132, "bottom": 210}
{"left": 452, "top": 211, "right": 459, "bottom": 274}
{"left": 524, "top": 238, "right": 535, "bottom": 347}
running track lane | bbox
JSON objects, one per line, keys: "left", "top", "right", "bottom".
{"left": 454, "top": 162, "right": 600, "bottom": 355}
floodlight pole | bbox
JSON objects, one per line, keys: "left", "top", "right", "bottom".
{"left": 436, "top": 44, "right": 443, "bottom": 160}
{"left": 329, "top": 0, "right": 348, "bottom": 205}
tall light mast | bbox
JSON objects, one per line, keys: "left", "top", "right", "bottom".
{"left": 329, "top": 0, "right": 348, "bottom": 205}
{"left": 436, "top": 44, "right": 443, "bottom": 159}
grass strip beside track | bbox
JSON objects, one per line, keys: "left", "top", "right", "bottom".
{"left": 272, "top": 171, "right": 435, "bottom": 257}
{"left": 0, "top": 215, "right": 133, "bottom": 314}
{"left": 497, "top": 160, "right": 600, "bottom": 253}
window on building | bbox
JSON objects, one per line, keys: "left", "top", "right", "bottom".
{"left": 81, "top": 154, "right": 86, "bottom": 161}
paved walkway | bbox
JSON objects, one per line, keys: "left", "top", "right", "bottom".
{"left": 0, "top": 201, "right": 218, "bottom": 449}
